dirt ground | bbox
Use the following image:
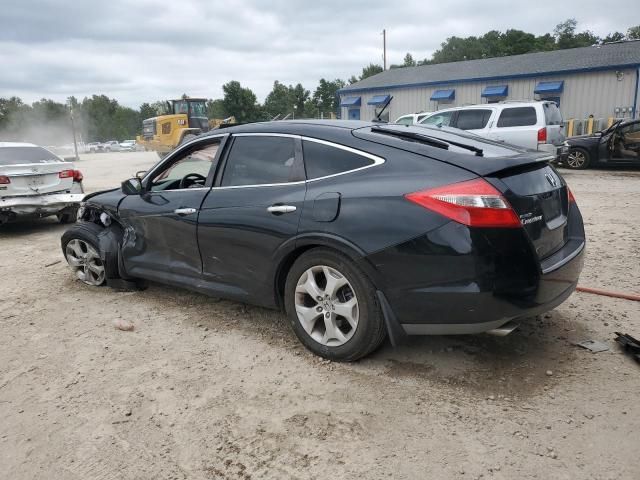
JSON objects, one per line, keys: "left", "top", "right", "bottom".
{"left": 1, "top": 151, "right": 639, "bottom": 480}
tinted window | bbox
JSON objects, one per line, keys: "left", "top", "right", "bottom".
{"left": 497, "top": 107, "right": 537, "bottom": 127}
{"left": 543, "top": 103, "right": 563, "bottom": 126}
{"left": 0, "top": 146, "right": 59, "bottom": 165}
{"left": 150, "top": 143, "right": 219, "bottom": 191}
{"left": 222, "top": 136, "right": 296, "bottom": 186}
{"left": 303, "top": 141, "right": 373, "bottom": 179}
{"left": 455, "top": 109, "right": 492, "bottom": 130}
{"left": 420, "top": 111, "right": 453, "bottom": 127}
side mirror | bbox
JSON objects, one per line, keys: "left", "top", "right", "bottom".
{"left": 121, "top": 177, "right": 142, "bottom": 195}
{"left": 135, "top": 170, "right": 147, "bottom": 179}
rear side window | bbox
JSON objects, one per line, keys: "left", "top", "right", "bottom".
{"left": 455, "top": 109, "right": 492, "bottom": 130}
{"left": 497, "top": 107, "right": 537, "bottom": 127}
{"left": 221, "top": 136, "right": 296, "bottom": 186}
{"left": 543, "top": 103, "right": 563, "bottom": 126}
{"left": 302, "top": 140, "right": 374, "bottom": 179}
{"left": 0, "top": 146, "right": 59, "bottom": 165}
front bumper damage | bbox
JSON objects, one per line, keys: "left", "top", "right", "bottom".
{"left": 0, "top": 192, "right": 84, "bottom": 222}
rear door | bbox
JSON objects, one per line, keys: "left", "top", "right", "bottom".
{"left": 542, "top": 102, "right": 565, "bottom": 146}
{"left": 197, "top": 134, "right": 306, "bottom": 305}
{"left": 0, "top": 146, "right": 73, "bottom": 196}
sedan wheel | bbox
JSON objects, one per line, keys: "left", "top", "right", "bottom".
{"left": 566, "top": 149, "right": 589, "bottom": 169}
{"left": 294, "top": 265, "right": 359, "bottom": 346}
{"left": 65, "top": 238, "right": 105, "bottom": 286}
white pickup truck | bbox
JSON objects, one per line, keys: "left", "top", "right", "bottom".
{"left": 0, "top": 142, "right": 84, "bottom": 224}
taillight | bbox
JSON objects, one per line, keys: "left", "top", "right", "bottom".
{"left": 567, "top": 187, "right": 576, "bottom": 203}
{"left": 59, "top": 169, "right": 74, "bottom": 179}
{"left": 537, "top": 127, "right": 547, "bottom": 143}
{"left": 405, "top": 178, "right": 521, "bottom": 228}
{"left": 0, "top": 175, "right": 10, "bottom": 184}
{"left": 73, "top": 170, "right": 83, "bottom": 182}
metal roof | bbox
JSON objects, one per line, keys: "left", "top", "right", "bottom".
{"left": 340, "top": 40, "right": 640, "bottom": 93}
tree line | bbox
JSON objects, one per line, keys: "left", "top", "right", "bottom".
{"left": 1, "top": 19, "right": 638, "bottom": 144}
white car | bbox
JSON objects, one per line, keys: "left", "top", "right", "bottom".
{"left": 101, "top": 140, "right": 121, "bottom": 152}
{"left": 418, "top": 101, "right": 566, "bottom": 156}
{"left": 395, "top": 112, "right": 432, "bottom": 125}
{"left": 119, "top": 139, "right": 137, "bottom": 151}
{"left": 0, "top": 142, "right": 84, "bottom": 224}
{"left": 85, "top": 142, "right": 102, "bottom": 153}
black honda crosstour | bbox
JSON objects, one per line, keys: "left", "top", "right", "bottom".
{"left": 62, "top": 121, "right": 585, "bottom": 361}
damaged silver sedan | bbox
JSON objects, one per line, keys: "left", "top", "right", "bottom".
{"left": 0, "top": 142, "right": 84, "bottom": 224}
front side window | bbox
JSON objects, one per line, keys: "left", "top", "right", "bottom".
{"left": 150, "top": 143, "right": 219, "bottom": 191}
{"left": 420, "top": 111, "right": 453, "bottom": 127}
{"left": 221, "top": 136, "right": 296, "bottom": 186}
{"left": 396, "top": 116, "right": 413, "bottom": 125}
{"left": 497, "top": 107, "right": 538, "bottom": 128}
{"left": 302, "top": 141, "right": 374, "bottom": 179}
{"left": 455, "top": 109, "right": 492, "bottom": 130}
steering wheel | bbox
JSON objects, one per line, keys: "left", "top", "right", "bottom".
{"left": 179, "top": 173, "right": 207, "bottom": 189}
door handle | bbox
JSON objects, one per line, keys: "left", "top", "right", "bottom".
{"left": 174, "top": 207, "right": 197, "bottom": 216}
{"left": 267, "top": 205, "right": 297, "bottom": 214}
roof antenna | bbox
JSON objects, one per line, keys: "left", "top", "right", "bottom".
{"left": 372, "top": 95, "right": 393, "bottom": 123}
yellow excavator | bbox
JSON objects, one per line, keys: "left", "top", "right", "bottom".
{"left": 137, "top": 98, "right": 211, "bottom": 156}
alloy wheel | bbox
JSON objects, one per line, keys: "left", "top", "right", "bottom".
{"left": 294, "top": 265, "right": 359, "bottom": 347}
{"left": 567, "top": 150, "right": 586, "bottom": 168}
{"left": 65, "top": 239, "right": 105, "bottom": 286}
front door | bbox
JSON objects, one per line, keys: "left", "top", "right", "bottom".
{"left": 118, "top": 138, "right": 225, "bottom": 281}
{"left": 197, "top": 134, "right": 306, "bottom": 306}
{"left": 610, "top": 121, "right": 640, "bottom": 163}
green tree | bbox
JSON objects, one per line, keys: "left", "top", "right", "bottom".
{"left": 206, "top": 99, "right": 228, "bottom": 119}
{"left": 139, "top": 102, "right": 158, "bottom": 121}
{"left": 554, "top": 18, "right": 598, "bottom": 49}
{"left": 312, "top": 79, "right": 344, "bottom": 116}
{"left": 627, "top": 25, "right": 640, "bottom": 40}
{"left": 291, "top": 83, "right": 310, "bottom": 115}
{"left": 403, "top": 53, "right": 416, "bottom": 67}
{"left": 263, "top": 81, "right": 294, "bottom": 119}
{"left": 602, "top": 32, "right": 625, "bottom": 43}
{"left": 360, "top": 63, "right": 383, "bottom": 80}
{"left": 221, "top": 81, "right": 262, "bottom": 123}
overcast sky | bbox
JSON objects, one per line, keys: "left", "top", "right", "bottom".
{"left": 1, "top": 0, "right": 639, "bottom": 108}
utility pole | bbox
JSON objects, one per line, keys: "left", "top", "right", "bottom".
{"left": 68, "top": 102, "right": 79, "bottom": 162}
{"left": 382, "top": 29, "right": 387, "bottom": 70}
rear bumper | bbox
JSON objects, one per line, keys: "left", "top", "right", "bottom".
{"left": 0, "top": 192, "right": 84, "bottom": 218}
{"left": 368, "top": 214, "right": 585, "bottom": 335}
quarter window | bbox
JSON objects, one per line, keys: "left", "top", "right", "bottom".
{"left": 302, "top": 141, "right": 374, "bottom": 179}
{"left": 221, "top": 136, "right": 296, "bottom": 186}
{"left": 497, "top": 107, "right": 538, "bottom": 127}
{"left": 455, "top": 109, "right": 492, "bottom": 130}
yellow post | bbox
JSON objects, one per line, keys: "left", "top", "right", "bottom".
{"left": 587, "top": 116, "right": 594, "bottom": 135}
{"left": 607, "top": 117, "right": 614, "bottom": 128}
{"left": 567, "top": 119, "right": 574, "bottom": 137}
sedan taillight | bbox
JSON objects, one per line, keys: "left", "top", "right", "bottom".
{"left": 0, "top": 175, "right": 10, "bottom": 184}
{"left": 59, "top": 169, "right": 83, "bottom": 182}
{"left": 405, "top": 178, "right": 521, "bottom": 228}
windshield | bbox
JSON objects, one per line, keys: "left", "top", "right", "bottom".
{"left": 0, "top": 146, "right": 60, "bottom": 165}
{"left": 190, "top": 101, "right": 207, "bottom": 117}
{"left": 174, "top": 100, "right": 189, "bottom": 114}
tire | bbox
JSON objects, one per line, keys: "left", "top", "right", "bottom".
{"left": 57, "top": 207, "right": 77, "bottom": 224}
{"left": 284, "top": 248, "right": 387, "bottom": 361}
{"left": 61, "top": 222, "right": 117, "bottom": 287}
{"left": 565, "top": 148, "right": 590, "bottom": 169}
{"left": 180, "top": 133, "right": 197, "bottom": 146}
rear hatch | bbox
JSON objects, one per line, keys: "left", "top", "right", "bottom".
{"left": 354, "top": 124, "right": 570, "bottom": 259}
{"left": 489, "top": 164, "right": 568, "bottom": 259}
{"left": 542, "top": 102, "right": 565, "bottom": 146}
{"left": 0, "top": 146, "right": 74, "bottom": 197}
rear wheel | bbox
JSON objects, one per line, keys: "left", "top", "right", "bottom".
{"left": 566, "top": 148, "right": 590, "bottom": 169}
{"left": 284, "top": 248, "right": 386, "bottom": 361}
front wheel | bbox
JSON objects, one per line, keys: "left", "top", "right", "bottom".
{"left": 565, "top": 148, "right": 590, "bottom": 169}
{"left": 61, "top": 223, "right": 114, "bottom": 286}
{"left": 284, "top": 248, "right": 386, "bottom": 361}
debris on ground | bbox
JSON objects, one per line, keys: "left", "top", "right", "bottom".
{"left": 574, "top": 339, "right": 609, "bottom": 353}
{"left": 614, "top": 332, "right": 640, "bottom": 364}
{"left": 113, "top": 319, "right": 135, "bottom": 332}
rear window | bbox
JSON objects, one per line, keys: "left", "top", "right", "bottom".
{"left": 302, "top": 140, "right": 374, "bottom": 179}
{"left": 497, "top": 107, "right": 537, "bottom": 127}
{"left": 455, "top": 109, "right": 492, "bottom": 130}
{"left": 543, "top": 102, "right": 563, "bottom": 126}
{"left": 0, "top": 146, "right": 59, "bottom": 165}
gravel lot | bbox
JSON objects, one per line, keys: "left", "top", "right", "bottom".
{"left": 1, "top": 151, "right": 639, "bottom": 479}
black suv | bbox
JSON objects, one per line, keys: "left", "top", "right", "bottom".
{"left": 62, "top": 121, "right": 585, "bottom": 361}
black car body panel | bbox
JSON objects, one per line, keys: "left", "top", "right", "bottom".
{"left": 564, "top": 119, "right": 640, "bottom": 167}
{"left": 75, "top": 120, "right": 585, "bottom": 336}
